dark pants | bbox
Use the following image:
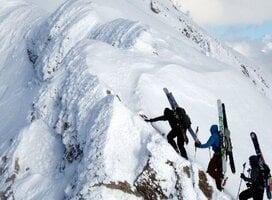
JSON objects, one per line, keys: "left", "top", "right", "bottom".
{"left": 167, "top": 128, "right": 188, "bottom": 159}
{"left": 207, "top": 153, "right": 223, "bottom": 191}
{"left": 239, "top": 187, "right": 264, "bottom": 200}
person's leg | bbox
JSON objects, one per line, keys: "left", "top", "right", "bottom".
{"left": 207, "top": 155, "right": 218, "bottom": 178}
{"left": 167, "top": 130, "right": 178, "bottom": 153}
{"left": 177, "top": 132, "right": 188, "bottom": 159}
{"left": 207, "top": 154, "right": 223, "bottom": 191}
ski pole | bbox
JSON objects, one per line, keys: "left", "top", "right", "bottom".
{"left": 236, "top": 162, "right": 246, "bottom": 200}
{"left": 194, "top": 126, "right": 199, "bottom": 158}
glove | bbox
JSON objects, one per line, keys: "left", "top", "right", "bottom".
{"left": 195, "top": 141, "right": 201, "bottom": 148}
{"left": 240, "top": 173, "right": 246, "bottom": 180}
{"left": 246, "top": 183, "right": 252, "bottom": 188}
{"left": 145, "top": 118, "right": 154, "bottom": 122}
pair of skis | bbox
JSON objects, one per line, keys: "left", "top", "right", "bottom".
{"left": 250, "top": 132, "right": 272, "bottom": 199}
{"left": 217, "top": 100, "right": 236, "bottom": 177}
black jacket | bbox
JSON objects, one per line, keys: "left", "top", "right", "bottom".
{"left": 243, "top": 166, "right": 264, "bottom": 190}
{"left": 150, "top": 108, "right": 191, "bottom": 130}
{"left": 150, "top": 111, "right": 179, "bottom": 130}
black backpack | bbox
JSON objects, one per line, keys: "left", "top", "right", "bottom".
{"left": 263, "top": 163, "right": 270, "bottom": 180}
{"left": 176, "top": 107, "right": 191, "bottom": 129}
{"left": 257, "top": 162, "right": 271, "bottom": 187}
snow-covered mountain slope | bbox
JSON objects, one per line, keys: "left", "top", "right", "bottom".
{"left": 0, "top": 1, "right": 44, "bottom": 151}
{"left": 0, "top": 0, "right": 272, "bottom": 199}
{"left": 231, "top": 35, "right": 272, "bottom": 77}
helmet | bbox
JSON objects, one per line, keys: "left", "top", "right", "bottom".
{"left": 249, "top": 155, "right": 259, "bottom": 166}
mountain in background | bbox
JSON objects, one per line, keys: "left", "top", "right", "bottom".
{"left": 229, "top": 34, "right": 272, "bottom": 75}
{"left": 0, "top": 0, "right": 271, "bottom": 199}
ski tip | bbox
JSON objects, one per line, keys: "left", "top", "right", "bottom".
{"left": 250, "top": 132, "right": 256, "bottom": 137}
{"left": 163, "top": 88, "right": 169, "bottom": 93}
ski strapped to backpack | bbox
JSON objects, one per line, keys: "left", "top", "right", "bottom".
{"left": 250, "top": 132, "right": 272, "bottom": 199}
{"left": 217, "top": 100, "right": 236, "bottom": 187}
{"left": 222, "top": 103, "right": 236, "bottom": 173}
{"left": 163, "top": 88, "right": 200, "bottom": 144}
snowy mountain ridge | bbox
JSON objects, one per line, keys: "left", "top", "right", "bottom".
{"left": 1, "top": 0, "right": 272, "bottom": 199}
{"left": 28, "top": 0, "right": 271, "bottom": 95}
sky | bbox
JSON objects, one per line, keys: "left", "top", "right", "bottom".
{"left": 181, "top": 0, "right": 272, "bottom": 72}
{"left": 181, "top": 0, "right": 272, "bottom": 27}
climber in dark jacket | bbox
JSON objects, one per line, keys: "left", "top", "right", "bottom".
{"left": 145, "top": 107, "right": 191, "bottom": 160}
{"left": 195, "top": 124, "right": 223, "bottom": 191}
{"left": 239, "top": 155, "right": 265, "bottom": 200}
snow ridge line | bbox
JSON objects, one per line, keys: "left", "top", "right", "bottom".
{"left": 89, "top": 18, "right": 148, "bottom": 49}
{"left": 26, "top": 0, "right": 99, "bottom": 81}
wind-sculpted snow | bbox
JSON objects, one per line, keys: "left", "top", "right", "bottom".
{"left": 0, "top": 0, "right": 43, "bottom": 153}
{"left": 2, "top": 1, "right": 223, "bottom": 198}
{"left": 89, "top": 18, "right": 148, "bottom": 49}
{"left": 27, "top": 0, "right": 99, "bottom": 81}
{"left": 31, "top": 42, "right": 106, "bottom": 160}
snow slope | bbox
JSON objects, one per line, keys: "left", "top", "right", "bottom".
{"left": 0, "top": 0, "right": 272, "bottom": 199}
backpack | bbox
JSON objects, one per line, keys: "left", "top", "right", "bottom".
{"left": 175, "top": 107, "right": 191, "bottom": 129}
{"left": 263, "top": 163, "right": 270, "bottom": 180}
{"left": 258, "top": 162, "right": 271, "bottom": 187}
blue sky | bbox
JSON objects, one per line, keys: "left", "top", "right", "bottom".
{"left": 207, "top": 21, "right": 272, "bottom": 40}
{"left": 181, "top": 0, "right": 272, "bottom": 71}
{"left": 181, "top": 0, "right": 272, "bottom": 39}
